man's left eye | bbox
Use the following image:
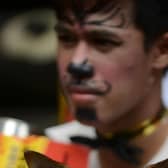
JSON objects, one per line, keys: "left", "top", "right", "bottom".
{"left": 91, "top": 38, "right": 122, "bottom": 51}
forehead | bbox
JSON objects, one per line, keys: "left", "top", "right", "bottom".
{"left": 57, "top": 0, "right": 134, "bottom": 27}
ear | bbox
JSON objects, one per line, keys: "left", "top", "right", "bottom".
{"left": 152, "top": 33, "right": 168, "bottom": 70}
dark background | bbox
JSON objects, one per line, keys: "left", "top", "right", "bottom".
{"left": 0, "top": 4, "right": 58, "bottom": 134}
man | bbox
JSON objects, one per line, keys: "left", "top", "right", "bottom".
{"left": 46, "top": 0, "right": 168, "bottom": 167}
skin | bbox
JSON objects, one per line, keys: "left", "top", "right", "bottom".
{"left": 56, "top": 1, "right": 168, "bottom": 167}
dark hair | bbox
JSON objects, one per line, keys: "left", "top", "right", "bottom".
{"left": 134, "top": 0, "right": 168, "bottom": 72}
{"left": 134, "top": 0, "right": 168, "bottom": 45}
{"left": 54, "top": 0, "right": 168, "bottom": 43}
{"left": 54, "top": 0, "right": 168, "bottom": 71}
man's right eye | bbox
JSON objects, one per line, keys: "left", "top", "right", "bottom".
{"left": 58, "top": 33, "right": 77, "bottom": 47}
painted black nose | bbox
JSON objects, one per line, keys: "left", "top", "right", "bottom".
{"left": 67, "top": 62, "right": 94, "bottom": 79}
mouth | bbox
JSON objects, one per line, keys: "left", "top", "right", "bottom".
{"left": 68, "top": 84, "right": 102, "bottom": 95}
{"left": 64, "top": 78, "right": 111, "bottom": 104}
{"left": 65, "top": 78, "right": 111, "bottom": 95}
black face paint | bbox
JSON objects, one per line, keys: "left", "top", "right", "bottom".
{"left": 86, "top": 6, "right": 128, "bottom": 28}
{"left": 65, "top": 59, "right": 111, "bottom": 96}
{"left": 71, "top": 1, "right": 118, "bottom": 24}
{"left": 67, "top": 60, "right": 94, "bottom": 79}
{"left": 67, "top": 1, "right": 129, "bottom": 29}
{"left": 75, "top": 107, "right": 97, "bottom": 121}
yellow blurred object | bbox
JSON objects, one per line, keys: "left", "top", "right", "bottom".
{"left": 0, "top": 135, "right": 49, "bottom": 168}
{"left": 57, "top": 91, "right": 73, "bottom": 124}
{"left": 0, "top": 134, "right": 90, "bottom": 168}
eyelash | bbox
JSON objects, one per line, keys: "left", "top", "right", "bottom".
{"left": 93, "top": 38, "right": 121, "bottom": 46}
{"left": 90, "top": 38, "right": 122, "bottom": 52}
{"left": 58, "top": 33, "right": 78, "bottom": 46}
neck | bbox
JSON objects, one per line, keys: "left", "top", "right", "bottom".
{"left": 99, "top": 149, "right": 142, "bottom": 168}
{"left": 98, "top": 119, "right": 168, "bottom": 168}
{"left": 97, "top": 77, "right": 168, "bottom": 168}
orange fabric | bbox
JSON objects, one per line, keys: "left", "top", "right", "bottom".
{"left": 46, "top": 141, "right": 90, "bottom": 168}
{"left": 0, "top": 134, "right": 90, "bottom": 168}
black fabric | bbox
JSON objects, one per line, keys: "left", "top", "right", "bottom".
{"left": 70, "top": 135, "right": 143, "bottom": 165}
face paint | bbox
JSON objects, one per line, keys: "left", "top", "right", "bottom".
{"left": 64, "top": 74, "right": 112, "bottom": 96}
{"left": 66, "top": 60, "right": 111, "bottom": 95}
{"left": 85, "top": 6, "right": 128, "bottom": 28}
{"left": 62, "top": 1, "right": 130, "bottom": 29}
{"left": 75, "top": 107, "right": 97, "bottom": 121}
{"left": 67, "top": 59, "right": 94, "bottom": 79}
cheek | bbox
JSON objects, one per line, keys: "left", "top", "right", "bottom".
{"left": 96, "top": 61, "right": 132, "bottom": 83}
{"left": 95, "top": 54, "right": 149, "bottom": 90}
{"left": 109, "top": 48, "right": 148, "bottom": 75}
{"left": 58, "top": 61, "right": 66, "bottom": 76}
{"left": 57, "top": 60, "right": 65, "bottom": 83}
{"left": 57, "top": 50, "right": 70, "bottom": 80}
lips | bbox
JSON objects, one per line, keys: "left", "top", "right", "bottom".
{"left": 66, "top": 85, "right": 98, "bottom": 104}
{"left": 65, "top": 79, "right": 111, "bottom": 96}
{"left": 67, "top": 84, "right": 100, "bottom": 95}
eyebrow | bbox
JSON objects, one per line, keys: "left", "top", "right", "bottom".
{"left": 85, "top": 30, "right": 122, "bottom": 44}
{"left": 55, "top": 23, "right": 122, "bottom": 40}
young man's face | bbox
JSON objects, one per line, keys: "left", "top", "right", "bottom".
{"left": 56, "top": 2, "right": 157, "bottom": 131}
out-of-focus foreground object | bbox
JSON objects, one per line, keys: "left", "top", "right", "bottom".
{"left": 0, "top": 117, "right": 30, "bottom": 138}
{"left": 24, "top": 150, "right": 68, "bottom": 168}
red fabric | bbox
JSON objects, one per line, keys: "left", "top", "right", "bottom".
{"left": 45, "top": 141, "right": 90, "bottom": 168}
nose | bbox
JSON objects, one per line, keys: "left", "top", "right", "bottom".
{"left": 67, "top": 60, "right": 94, "bottom": 79}
{"left": 67, "top": 41, "right": 94, "bottom": 79}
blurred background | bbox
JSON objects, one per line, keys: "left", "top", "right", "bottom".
{"left": 0, "top": 1, "right": 64, "bottom": 135}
